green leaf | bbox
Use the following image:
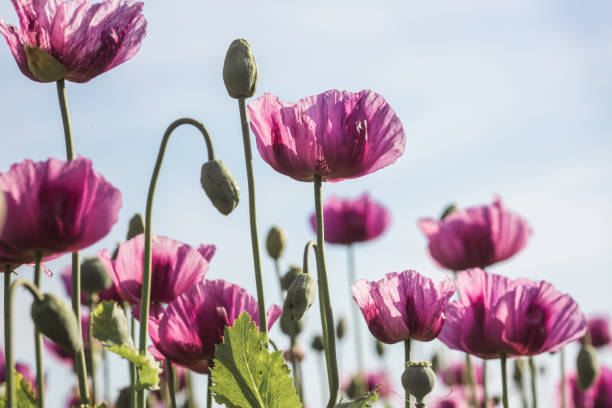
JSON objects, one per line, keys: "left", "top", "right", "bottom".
{"left": 91, "top": 301, "right": 161, "bottom": 391}
{"left": 211, "top": 312, "right": 301, "bottom": 408}
{"left": 0, "top": 372, "right": 38, "bottom": 408}
{"left": 335, "top": 387, "right": 379, "bottom": 408}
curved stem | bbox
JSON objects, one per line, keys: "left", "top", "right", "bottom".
{"left": 313, "top": 176, "right": 339, "bottom": 408}
{"left": 405, "top": 339, "right": 411, "bottom": 408}
{"left": 87, "top": 296, "right": 98, "bottom": 405}
{"left": 166, "top": 360, "right": 177, "bottom": 408}
{"left": 237, "top": 97, "right": 268, "bottom": 343}
{"left": 528, "top": 356, "right": 537, "bottom": 408}
{"left": 560, "top": 349, "right": 567, "bottom": 408}
{"left": 501, "top": 354, "right": 509, "bottom": 408}
{"left": 33, "top": 255, "right": 45, "bottom": 408}
{"left": 72, "top": 252, "right": 90, "bottom": 405}
{"left": 465, "top": 354, "right": 479, "bottom": 408}
{"left": 137, "top": 118, "right": 216, "bottom": 408}
{"left": 347, "top": 245, "right": 364, "bottom": 373}
{"left": 56, "top": 79, "right": 74, "bottom": 160}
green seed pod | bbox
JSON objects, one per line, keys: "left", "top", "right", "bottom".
{"left": 223, "top": 38, "right": 258, "bottom": 99}
{"left": 200, "top": 160, "right": 240, "bottom": 215}
{"left": 401, "top": 361, "right": 436, "bottom": 402}
{"left": 577, "top": 344, "right": 599, "bottom": 390}
{"left": 24, "top": 45, "right": 68, "bottom": 82}
{"left": 31, "top": 293, "right": 83, "bottom": 355}
{"left": 440, "top": 203, "right": 458, "bottom": 220}
{"left": 266, "top": 226, "right": 286, "bottom": 260}
{"left": 280, "top": 313, "right": 303, "bottom": 337}
{"left": 80, "top": 257, "right": 112, "bottom": 294}
{"left": 345, "top": 374, "right": 367, "bottom": 399}
{"left": 283, "top": 273, "right": 316, "bottom": 321}
{"left": 311, "top": 335, "right": 324, "bottom": 352}
{"left": 281, "top": 265, "right": 303, "bottom": 291}
{"left": 336, "top": 317, "right": 346, "bottom": 340}
{"left": 375, "top": 340, "right": 385, "bottom": 357}
{"left": 127, "top": 213, "right": 145, "bottom": 240}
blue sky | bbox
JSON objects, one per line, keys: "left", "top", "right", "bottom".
{"left": 1, "top": 0, "right": 611, "bottom": 406}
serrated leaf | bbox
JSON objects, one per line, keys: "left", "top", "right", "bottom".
{"left": 106, "top": 344, "right": 161, "bottom": 391}
{"left": 0, "top": 372, "right": 38, "bottom": 408}
{"left": 335, "top": 387, "right": 379, "bottom": 408}
{"left": 211, "top": 312, "right": 302, "bottom": 408}
{"left": 91, "top": 301, "right": 133, "bottom": 349}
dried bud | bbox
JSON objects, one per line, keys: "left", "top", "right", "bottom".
{"left": 401, "top": 362, "right": 436, "bottom": 402}
{"left": 80, "top": 257, "right": 112, "bottom": 294}
{"left": 223, "top": 39, "right": 258, "bottom": 99}
{"left": 283, "top": 344, "right": 305, "bottom": 362}
{"left": 281, "top": 266, "right": 303, "bottom": 291}
{"left": 24, "top": 45, "right": 68, "bottom": 82}
{"left": 336, "top": 317, "right": 346, "bottom": 340}
{"left": 280, "top": 313, "right": 303, "bottom": 337}
{"left": 346, "top": 374, "right": 367, "bottom": 399}
{"left": 440, "top": 203, "right": 458, "bottom": 220}
{"left": 577, "top": 344, "right": 599, "bottom": 390}
{"left": 31, "top": 293, "right": 83, "bottom": 355}
{"left": 283, "top": 273, "right": 316, "bottom": 321}
{"left": 375, "top": 340, "right": 385, "bottom": 357}
{"left": 127, "top": 213, "right": 145, "bottom": 240}
{"left": 200, "top": 160, "right": 240, "bottom": 215}
{"left": 311, "top": 335, "right": 324, "bottom": 352}
{"left": 266, "top": 226, "right": 286, "bottom": 260}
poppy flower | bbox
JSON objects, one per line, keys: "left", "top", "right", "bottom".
{"left": 0, "top": 0, "right": 146, "bottom": 83}
{"left": 561, "top": 366, "right": 612, "bottom": 408}
{"left": 248, "top": 89, "right": 405, "bottom": 182}
{"left": 583, "top": 316, "right": 611, "bottom": 349}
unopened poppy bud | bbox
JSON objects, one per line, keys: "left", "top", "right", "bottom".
{"left": 440, "top": 203, "right": 458, "bottom": 220}
{"left": 311, "top": 335, "right": 324, "bottom": 352}
{"left": 223, "top": 39, "right": 258, "bottom": 99}
{"left": 280, "top": 313, "right": 303, "bottom": 337}
{"left": 24, "top": 45, "right": 68, "bottom": 82}
{"left": 80, "top": 257, "right": 112, "bottom": 294}
{"left": 127, "top": 213, "right": 145, "bottom": 240}
{"left": 266, "top": 226, "right": 286, "bottom": 260}
{"left": 31, "top": 293, "right": 83, "bottom": 355}
{"left": 283, "top": 344, "right": 305, "bottom": 362}
{"left": 375, "top": 340, "right": 385, "bottom": 357}
{"left": 281, "top": 266, "right": 303, "bottom": 291}
{"left": 346, "top": 374, "right": 367, "bottom": 399}
{"left": 283, "top": 273, "right": 316, "bottom": 321}
{"left": 200, "top": 160, "right": 240, "bottom": 215}
{"left": 336, "top": 317, "right": 346, "bottom": 339}
{"left": 401, "top": 362, "right": 436, "bottom": 402}
{"left": 577, "top": 344, "right": 599, "bottom": 390}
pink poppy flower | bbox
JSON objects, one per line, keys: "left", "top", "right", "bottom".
{"left": 248, "top": 89, "right": 405, "bottom": 182}
{"left": 583, "top": 316, "right": 611, "bottom": 349}
{"left": 561, "top": 366, "right": 612, "bottom": 408}
{"left": 60, "top": 264, "right": 122, "bottom": 306}
{"left": 98, "top": 235, "right": 214, "bottom": 306}
{"left": 439, "top": 269, "right": 586, "bottom": 359}
{"left": 0, "top": 157, "right": 121, "bottom": 268}
{"left": 309, "top": 193, "right": 390, "bottom": 245}
{"left": 147, "top": 279, "right": 282, "bottom": 373}
{"left": 342, "top": 370, "right": 393, "bottom": 399}
{"left": 351, "top": 270, "right": 455, "bottom": 344}
{"left": 418, "top": 197, "right": 531, "bottom": 272}
{"left": 0, "top": 0, "right": 146, "bottom": 83}
{"left": 440, "top": 361, "right": 484, "bottom": 387}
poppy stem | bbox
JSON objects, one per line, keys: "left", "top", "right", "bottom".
{"left": 289, "top": 335, "right": 303, "bottom": 402}
{"left": 560, "top": 349, "right": 567, "bottom": 408}
{"left": 72, "top": 252, "right": 91, "bottom": 405}
{"left": 129, "top": 311, "right": 137, "bottom": 408}
{"left": 137, "top": 118, "right": 216, "bottom": 408}
{"left": 528, "top": 356, "right": 537, "bottom": 408}
{"left": 237, "top": 97, "right": 268, "bottom": 344}
{"left": 166, "top": 359, "right": 177, "bottom": 408}
{"left": 465, "top": 354, "right": 479, "bottom": 408}
{"left": 33, "top": 254, "right": 45, "bottom": 408}
{"left": 405, "top": 339, "right": 411, "bottom": 408}
{"left": 103, "top": 349, "right": 110, "bottom": 402}
{"left": 87, "top": 296, "right": 98, "bottom": 405}
{"left": 483, "top": 360, "right": 489, "bottom": 408}
{"left": 501, "top": 353, "right": 509, "bottom": 408}
{"left": 207, "top": 360, "right": 214, "bottom": 408}
{"left": 313, "top": 176, "right": 339, "bottom": 408}
{"left": 274, "top": 258, "right": 284, "bottom": 302}
{"left": 56, "top": 79, "right": 74, "bottom": 160}
{"left": 347, "top": 245, "right": 364, "bottom": 374}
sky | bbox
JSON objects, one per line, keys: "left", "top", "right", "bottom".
{"left": 1, "top": 0, "right": 611, "bottom": 406}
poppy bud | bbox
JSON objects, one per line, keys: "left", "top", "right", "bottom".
{"left": 266, "top": 226, "right": 286, "bottom": 260}
{"left": 401, "top": 362, "right": 436, "bottom": 402}
{"left": 127, "top": 213, "right": 145, "bottom": 240}
{"left": 440, "top": 203, "right": 458, "bottom": 220}
{"left": 283, "top": 273, "right": 316, "bottom": 321}
{"left": 200, "top": 160, "right": 240, "bottom": 215}
{"left": 375, "top": 340, "right": 385, "bottom": 357}
{"left": 577, "top": 344, "right": 599, "bottom": 390}
{"left": 281, "top": 266, "right": 303, "bottom": 291}
{"left": 336, "top": 317, "right": 346, "bottom": 339}
{"left": 24, "top": 45, "right": 68, "bottom": 82}
{"left": 280, "top": 313, "right": 303, "bottom": 337}
{"left": 223, "top": 39, "right": 258, "bottom": 99}
{"left": 31, "top": 293, "right": 83, "bottom": 355}
{"left": 80, "top": 257, "right": 112, "bottom": 294}
{"left": 311, "top": 335, "right": 324, "bottom": 352}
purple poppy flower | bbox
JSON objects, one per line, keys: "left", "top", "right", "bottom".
{"left": 0, "top": 157, "right": 121, "bottom": 268}
{"left": 583, "top": 316, "right": 611, "bottom": 349}
{"left": 439, "top": 268, "right": 586, "bottom": 359}
{"left": 418, "top": 197, "right": 531, "bottom": 272}
{"left": 147, "top": 279, "right": 281, "bottom": 373}
{"left": 248, "top": 89, "right": 405, "bottom": 182}
{"left": 309, "top": 193, "right": 390, "bottom": 245}
{"left": 0, "top": 0, "right": 146, "bottom": 83}
{"left": 561, "top": 366, "right": 612, "bottom": 408}
{"left": 351, "top": 270, "right": 455, "bottom": 344}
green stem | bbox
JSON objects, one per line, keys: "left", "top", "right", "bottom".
{"left": 483, "top": 360, "right": 489, "bottom": 408}
{"left": 313, "top": 176, "right": 339, "bottom": 408}
{"left": 56, "top": 79, "right": 74, "bottom": 160}
{"left": 103, "top": 348, "right": 110, "bottom": 402}
{"left": 465, "top": 354, "right": 479, "bottom": 408}
{"left": 274, "top": 258, "right": 284, "bottom": 302}
{"left": 130, "top": 312, "right": 137, "bottom": 408}
{"left": 207, "top": 360, "right": 214, "bottom": 408}
{"left": 137, "top": 118, "right": 216, "bottom": 408}
{"left": 72, "top": 252, "right": 90, "bottom": 405}
{"left": 528, "top": 356, "right": 537, "bottom": 408}
{"left": 560, "top": 349, "right": 566, "bottom": 408}
{"left": 33, "top": 255, "right": 44, "bottom": 408}
{"left": 347, "top": 245, "right": 364, "bottom": 373}
{"left": 87, "top": 297, "right": 98, "bottom": 405}
{"left": 6, "top": 278, "right": 44, "bottom": 407}
{"left": 237, "top": 97, "right": 268, "bottom": 343}
{"left": 501, "top": 354, "right": 509, "bottom": 408}
{"left": 166, "top": 360, "right": 177, "bottom": 408}
{"left": 405, "top": 339, "right": 411, "bottom": 408}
